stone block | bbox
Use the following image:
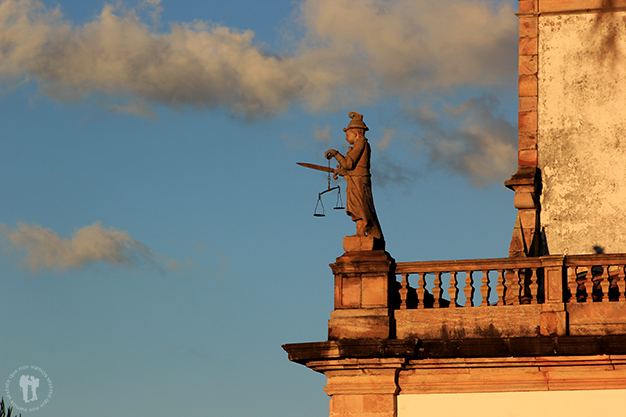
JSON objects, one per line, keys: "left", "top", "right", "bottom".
{"left": 519, "top": 96, "right": 537, "bottom": 113}
{"left": 518, "top": 209, "right": 538, "bottom": 228}
{"left": 540, "top": 310, "right": 567, "bottom": 336}
{"left": 519, "top": 37, "right": 538, "bottom": 56}
{"left": 362, "top": 276, "right": 388, "bottom": 307}
{"left": 519, "top": 55, "right": 538, "bottom": 75}
{"left": 518, "top": 131, "right": 537, "bottom": 149}
{"left": 331, "top": 395, "right": 363, "bottom": 414}
{"left": 519, "top": 75, "right": 538, "bottom": 97}
{"left": 519, "top": 149, "right": 538, "bottom": 166}
{"left": 519, "top": 16, "right": 538, "bottom": 37}
{"left": 513, "top": 192, "right": 536, "bottom": 210}
{"left": 538, "top": 0, "right": 622, "bottom": 13}
{"left": 331, "top": 250, "right": 393, "bottom": 274}
{"left": 395, "top": 306, "right": 542, "bottom": 340}
{"left": 518, "top": 111, "right": 537, "bottom": 132}
{"left": 329, "top": 315, "right": 392, "bottom": 340}
{"left": 331, "top": 251, "right": 394, "bottom": 311}
{"left": 568, "top": 303, "right": 626, "bottom": 336}
{"left": 518, "top": 0, "right": 535, "bottom": 13}
{"left": 362, "top": 395, "right": 395, "bottom": 413}
{"left": 542, "top": 265, "right": 565, "bottom": 304}
{"left": 338, "top": 276, "right": 361, "bottom": 308}
{"left": 343, "top": 235, "right": 384, "bottom": 252}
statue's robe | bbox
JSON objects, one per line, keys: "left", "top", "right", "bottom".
{"left": 342, "top": 138, "right": 384, "bottom": 241}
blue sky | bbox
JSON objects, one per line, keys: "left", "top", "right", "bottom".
{"left": 0, "top": 0, "right": 518, "bottom": 416}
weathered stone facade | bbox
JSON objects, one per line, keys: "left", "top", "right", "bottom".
{"left": 509, "top": 0, "right": 626, "bottom": 256}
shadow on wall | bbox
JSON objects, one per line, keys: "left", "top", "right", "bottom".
{"left": 592, "top": 0, "right": 622, "bottom": 68}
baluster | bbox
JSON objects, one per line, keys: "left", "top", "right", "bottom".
{"left": 480, "top": 270, "right": 490, "bottom": 306}
{"left": 567, "top": 266, "right": 578, "bottom": 303}
{"left": 608, "top": 266, "right": 619, "bottom": 302}
{"left": 495, "top": 269, "right": 505, "bottom": 305}
{"left": 448, "top": 271, "right": 458, "bottom": 308}
{"left": 618, "top": 265, "right": 626, "bottom": 302}
{"left": 432, "top": 272, "right": 442, "bottom": 308}
{"left": 416, "top": 272, "right": 426, "bottom": 309}
{"left": 600, "top": 266, "right": 610, "bottom": 302}
{"left": 583, "top": 267, "right": 593, "bottom": 302}
{"left": 464, "top": 271, "right": 474, "bottom": 307}
{"left": 507, "top": 269, "right": 521, "bottom": 306}
{"left": 399, "top": 274, "right": 409, "bottom": 310}
{"left": 529, "top": 267, "right": 538, "bottom": 305}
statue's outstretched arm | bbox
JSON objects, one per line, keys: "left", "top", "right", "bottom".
{"left": 326, "top": 149, "right": 347, "bottom": 165}
{"left": 326, "top": 140, "right": 364, "bottom": 170}
{"left": 325, "top": 149, "right": 348, "bottom": 177}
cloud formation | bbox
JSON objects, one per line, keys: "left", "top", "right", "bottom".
{"left": 0, "top": 221, "right": 153, "bottom": 272}
{"left": 0, "top": 0, "right": 518, "bottom": 184}
{"left": 0, "top": 0, "right": 517, "bottom": 117}
{"left": 407, "top": 95, "right": 517, "bottom": 186}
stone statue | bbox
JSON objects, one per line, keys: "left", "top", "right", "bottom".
{"left": 325, "top": 111, "right": 384, "bottom": 251}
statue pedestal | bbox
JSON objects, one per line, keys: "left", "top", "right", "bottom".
{"left": 343, "top": 236, "right": 385, "bottom": 252}
{"left": 328, "top": 250, "right": 395, "bottom": 339}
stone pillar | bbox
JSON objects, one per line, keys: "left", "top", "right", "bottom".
{"left": 540, "top": 255, "right": 567, "bottom": 336}
{"left": 313, "top": 358, "right": 404, "bottom": 417}
{"left": 328, "top": 251, "right": 396, "bottom": 340}
{"left": 283, "top": 341, "right": 418, "bottom": 417}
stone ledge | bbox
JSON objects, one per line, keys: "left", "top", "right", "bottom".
{"left": 282, "top": 339, "right": 419, "bottom": 365}
{"left": 284, "top": 335, "right": 626, "bottom": 366}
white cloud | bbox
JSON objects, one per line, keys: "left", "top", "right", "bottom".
{"left": 0, "top": 0, "right": 517, "bottom": 117}
{"left": 296, "top": 0, "right": 517, "bottom": 101}
{"left": 0, "top": 221, "right": 154, "bottom": 272}
{"left": 0, "top": 0, "right": 307, "bottom": 116}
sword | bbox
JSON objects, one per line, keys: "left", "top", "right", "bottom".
{"left": 297, "top": 162, "right": 334, "bottom": 173}
{"left": 297, "top": 162, "right": 338, "bottom": 180}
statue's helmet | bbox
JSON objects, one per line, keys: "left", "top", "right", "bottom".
{"left": 343, "top": 111, "right": 369, "bottom": 132}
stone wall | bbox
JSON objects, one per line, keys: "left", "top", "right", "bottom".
{"left": 509, "top": 2, "right": 626, "bottom": 256}
{"left": 538, "top": 11, "right": 626, "bottom": 255}
{"left": 398, "top": 390, "right": 626, "bottom": 417}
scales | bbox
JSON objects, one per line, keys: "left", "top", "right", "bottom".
{"left": 297, "top": 159, "right": 345, "bottom": 217}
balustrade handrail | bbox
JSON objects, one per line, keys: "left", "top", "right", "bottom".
{"left": 395, "top": 257, "right": 544, "bottom": 274}
{"left": 564, "top": 253, "right": 626, "bottom": 266}
{"left": 396, "top": 253, "right": 626, "bottom": 274}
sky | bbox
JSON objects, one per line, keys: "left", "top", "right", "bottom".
{"left": 0, "top": 0, "right": 519, "bottom": 416}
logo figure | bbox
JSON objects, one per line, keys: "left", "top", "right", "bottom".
{"left": 18, "top": 375, "right": 39, "bottom": 403}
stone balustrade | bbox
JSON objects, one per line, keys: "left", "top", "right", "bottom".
{"left": 326, "top": 252, "right": 626, "bottom": 340}
{"left": 564, "top": 254, "right": 626, "bottom": 303}
{"left": 394, "top": 254, "right": 626, "bottom": 310}
{"left": 390, "top": 254, "right": 626, "bottom": 340}
{"left": 395, "top": 258, "right": 543, "bottom": 309}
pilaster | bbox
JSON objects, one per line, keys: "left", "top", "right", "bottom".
{"left": 540, "top": 255, "right": 567, "bottom": 336}
{"left": 506, "top": 0, "right": 541, "bottom": 258}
